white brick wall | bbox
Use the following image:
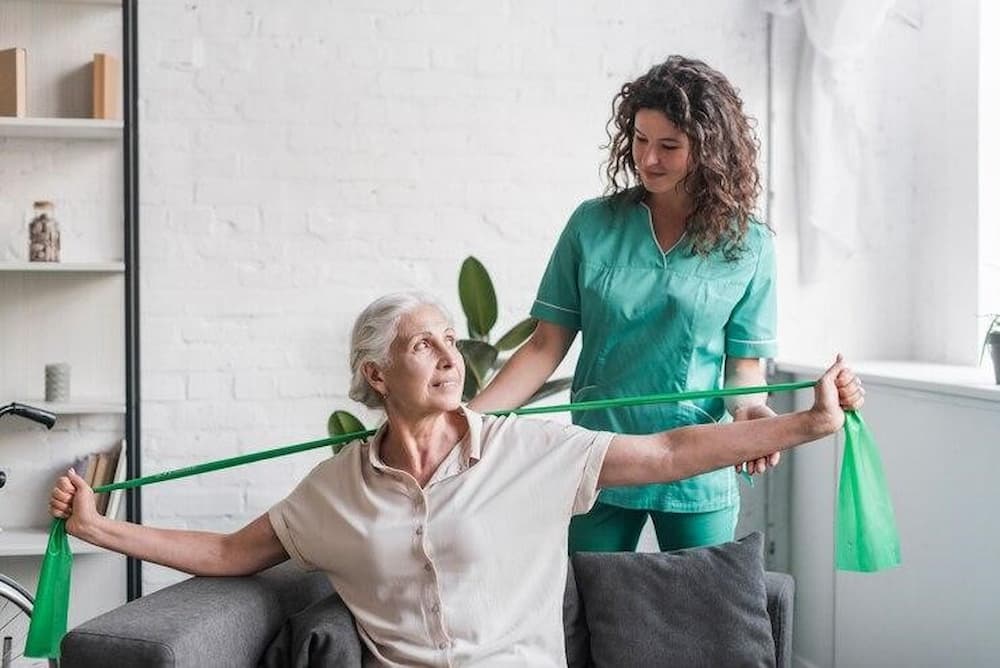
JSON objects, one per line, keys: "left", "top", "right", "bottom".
{"left": 138, "top": 0, "right": 768, "bottom": 591}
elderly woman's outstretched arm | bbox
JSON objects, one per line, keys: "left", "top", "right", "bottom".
{"left": 49, "top": 471, "right": 288, "bottom": 576}
{"left": 598, "top": 356, "right": 862, "bottom": 489}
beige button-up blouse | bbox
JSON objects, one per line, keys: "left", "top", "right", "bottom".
{"left": 268, "top": 406, "right": 613, "bottom": 667}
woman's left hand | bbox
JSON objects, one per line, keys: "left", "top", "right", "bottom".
{"left": 732, "top": 404, "right": 780, "bottom": 475}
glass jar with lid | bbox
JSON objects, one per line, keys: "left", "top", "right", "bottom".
{"left": 28, "top": 200, "right": 60, "bottom": 262}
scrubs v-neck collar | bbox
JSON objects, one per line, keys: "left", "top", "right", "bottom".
{"left": 639, "top": 201, "right": 688, "bottom": 265}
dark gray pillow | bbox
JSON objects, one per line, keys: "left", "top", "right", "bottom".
{"left": 258, "top": 591, "right": 364, "bottom": 668}
{"left": 572, "top": 532, "right": 776, "bottom": 668}
{"left": 563, "top": 558, "right": 590, "bottom": 668}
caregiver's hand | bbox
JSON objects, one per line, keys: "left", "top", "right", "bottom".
{"left": 733, "top": 404, "right": 780, "bottom": 475}
{"left": 49, "top": 468, "right": 101, "bottom": 538}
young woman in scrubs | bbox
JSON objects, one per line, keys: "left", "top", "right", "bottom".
{"left": 470, "top": 55, "right": 779, "bottom": 553}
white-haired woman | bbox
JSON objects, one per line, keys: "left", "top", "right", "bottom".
{"left": 50, "top": 292, "right": 863, "bottom": 667}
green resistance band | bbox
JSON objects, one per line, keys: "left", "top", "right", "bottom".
{"left": 89, "top": 380, "right": 812, "bottom": 495}
{"left": 26, "top": 380, "right": 900, "bottom": 659}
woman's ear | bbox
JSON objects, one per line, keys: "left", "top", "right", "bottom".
{"left": 362, "top": 361, "right": 387, "bottom": 398}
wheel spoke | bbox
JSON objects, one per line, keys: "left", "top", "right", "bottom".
{"left": 0, "top": 583, "right": 45, "bottom": 667}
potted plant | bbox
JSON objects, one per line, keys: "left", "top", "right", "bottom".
{"left": 982, "top": 313, "right": 1000, "bottom": 385}
{"left": 326, "top": 256, "right": 572, "bottom": 446}
{"left": 455, "top": 256, "right": 572, "bottom": 403}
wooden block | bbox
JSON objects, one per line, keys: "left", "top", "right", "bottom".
{"left": 0, "top": 47, "right": 27, "bottom": 118}
{"left": 92, "top": 52, "right": 121, "bottom": 120}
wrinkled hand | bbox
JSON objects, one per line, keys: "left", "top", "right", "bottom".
{"left": 732, "top": 404, "right": 781, "bottom": 475}
{"left": 835, "top": 360, "right": 865, "bottom": 411}
{"left": 811, "top": 354, "right": 864, "bottom": 434}
{"left": 49, "top": 468, "right": 99, "bottom": 537}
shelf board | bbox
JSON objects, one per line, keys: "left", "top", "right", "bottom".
{"left": 0, "top": 527, "right": 107, "bottom": 557}
{"left": 13, "top": 400, "right": 125, "bottom": 415}
{"left": 0, "top": 261, "right": 125, "bottom": 273}
{"left": 0, "top": 117, "right": 123, "bottom": 140}
{"left": 27, "top": 0, "right": 121, "bottom": 4}
{"left": 35, "top": 0, "right": 121, "bottom": 4}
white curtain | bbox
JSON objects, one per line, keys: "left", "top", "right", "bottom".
{"left": 765, "top": 0, "right": 896, "bottom": 282}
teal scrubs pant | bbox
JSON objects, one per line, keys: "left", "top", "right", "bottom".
{"left": 568, "top": 502, "right": 739, "bottom": 553}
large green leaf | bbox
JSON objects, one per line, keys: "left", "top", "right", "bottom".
{"left": 526, "top": 377, "right": 573, "bottom": 405}
{"left": 457, "top": 339, "right": 498, "bottom": 388}
{"left": 458, "top": 256, "right": 497, "bottom": 340}
{"left": 327, "top": 410, "right": 366, "bottom": 454}
{"left": 495, "top": 317, "right": 537, "bottom": 352}
{"left": 460, "top": 356, "right": 480, "bottom": 402}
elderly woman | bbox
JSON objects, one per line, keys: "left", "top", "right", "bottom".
{"left": 50, "top": 292, "right": 863, "bottom": 667}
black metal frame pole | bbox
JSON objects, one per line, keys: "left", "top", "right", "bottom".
{"left": 122, "top": 0, "right": 142, "bottom": 601}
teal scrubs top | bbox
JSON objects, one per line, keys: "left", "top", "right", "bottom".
{"left": 530, "top": 197, "right": 778, "bottom": 512}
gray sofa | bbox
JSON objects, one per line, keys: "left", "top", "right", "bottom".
{"left": 61, "top": 537, "right": 793, "bottom": 667}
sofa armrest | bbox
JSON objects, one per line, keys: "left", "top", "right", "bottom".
{"left": 765, "top": 571, "right": 795, "bottom": 668}
{"left": 61, "top": 561, "right": 332, "bottom": 668}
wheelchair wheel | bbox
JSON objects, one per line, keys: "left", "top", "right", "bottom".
{"left": 0, "top": 574, "right": 57, "bottom": 668}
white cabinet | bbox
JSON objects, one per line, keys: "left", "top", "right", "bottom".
{"left": 778, "top": 362, "right": 1000, "bottom": 668}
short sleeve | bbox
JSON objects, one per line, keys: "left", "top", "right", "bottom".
{"left": 568, "top": 425, "right": 614, "bottom": 515}
{"left": 530, "top": 205, "right": 584, "bottom": 331}
{"left": 268, "top": 465, "right": 332, "bottom": 572}
{"left": 725, "top": 226, "right": 778, "bottom": 359}
{"left": 508, "top": 416, "right": 614, "bottom": 516}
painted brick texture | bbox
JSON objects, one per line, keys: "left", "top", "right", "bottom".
{"left": 138, "top": 0, "right": 767, "bottom": 591}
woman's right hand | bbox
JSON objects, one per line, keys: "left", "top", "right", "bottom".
{"left": 50, "top": 468, "right": 100, "bottom": 537}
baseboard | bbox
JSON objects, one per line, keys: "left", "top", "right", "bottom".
{"left": 793, "top": 655, "right": 825, "bottom": 668}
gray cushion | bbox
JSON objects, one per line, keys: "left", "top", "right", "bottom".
{"left": 572, "top": 532, "right": 776, "bottom": 668}
{"left": 563, "top": 559, "right": 589, "bottom": 668}
{"left": 62, "top": 564, "right": 333, "bottom": 668}
{"left": 258, "top": 591, "right": 364, "bottom": 668}
{"left": 765, "top": 572, "right": 794, "bottom": 668}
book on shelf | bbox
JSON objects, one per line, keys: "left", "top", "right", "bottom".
{"left": 0, "top": 47, "right": 27, "bottom": 117}
{"left": 105, "top": 439, "right": 128, "bottom": 520}
{"left": 91, "top": 450, "right": 113, "bottom": 514}
{"left": 69, "top": 440, "right": 126, "bottom": 518}
{"left": 72, "top": 452, "right": 100, "bottom": 487}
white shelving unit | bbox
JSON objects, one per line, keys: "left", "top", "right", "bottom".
{"left": 41, "top": 0, "right": 120, "bottom": 5}
{"left": 0, "top": 261, "right": 125, "bottom": 273}
{"left": 0, "top": 117, "right": 123, "bottom": 140}
{"left": 0, "top": 0, "right": 136, "bottom": 622}
{"left": 0, "top": 528, "right": 108, "bottom": 556}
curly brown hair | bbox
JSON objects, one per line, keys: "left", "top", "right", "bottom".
{"left": 604, "top": 56, "right": 763, "bottom": 259}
